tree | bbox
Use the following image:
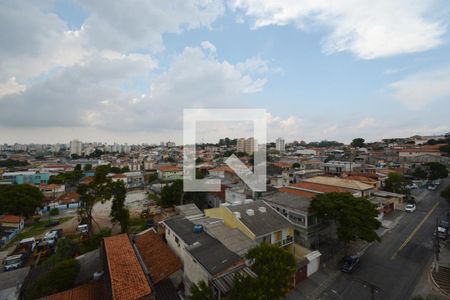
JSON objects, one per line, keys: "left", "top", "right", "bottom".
{"left": 25, "top": 259, "right": 80, "bottom": 299}
{"left": 74, "top": 164, "right": 82, "bottom": 171}
{"left": 441, "top": 185, "right": 450, "bottom": 204}
{"left": 439, "top": 143, "right": 450, "bottom": 155}
{"left": 48, "top": 170, "right": 83, "bottom": 186}
{"left": 110, "top": 181, "right": 130, "bottom": 233}
{"left": 424, "top": 162, "right": 448, "bottom": 180}
{"left": 54, "top": 237, "right": 80, "bottom": 260}
{"left": 160, "top": 180, "right": 183, "bottom": 208}
{"left": 384, "top": 172, "right": 405, "bottom": 193}
{"left": 190, "top": 281, "right": 213, "bottom": 300}
{"left": 0, "top": 185, "right": 44, "bottom": 217}
{"left": 311, "top": 192, "right": 381, "bottom": 244}
{"left": 245, "top": 243, "right": 296, "bottom": 300}
{"left": 84, "top": 164, "right": 92, "bottom": 172}
{"left": 293, "top": 162, "right": 300, "bottom": 168}
{"left": 228, "top": 273, "right": 263, "bottom": 300}
{"left": 77, "top": 166, "right": 114, "bottom": 236}
{"left": 412, "top": 166, "right": 427, "bottom": 179}
{"left": 351, "top": 138, "right": 365, "bottom": 148}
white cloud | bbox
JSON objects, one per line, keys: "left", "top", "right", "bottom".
{"left": 0, "top": 1, "right": 88, "bottom": 81}
{"left": 77, "top": 0, "right": 225, "bottom": 53}
{"left": 201, "top": 41, "right": 217, "bottom": 53}
{"left": 388, "top": 67, "right": 450, "bottom": 110}
{"left": 230, "top": 0, "right": 446, "bottom": 59}
{"left": 0, "top": 44, "right": 268, "bottom": 134}
{"left": 0, "top": 77, "right": 26, "bottom": 98}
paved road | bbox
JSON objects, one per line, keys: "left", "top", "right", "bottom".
{"left": 320, "top": 180, "right": 450, "bottom": 300}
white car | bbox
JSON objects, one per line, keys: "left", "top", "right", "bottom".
{"left": 428, "top": 185, "right": 437, "bottom": 191}
{"left": 406, "top": 183, "right": 418, "bottom": 189}
{"left": 405, "top": 204, "right": 416, "bottom": 212}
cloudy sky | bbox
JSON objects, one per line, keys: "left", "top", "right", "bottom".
{"left": 1, "top": 0, "right": 450, "bottom": 144}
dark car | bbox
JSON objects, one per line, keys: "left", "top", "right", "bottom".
{"left": 341, "top": 256, "right": 360, "bottom": 273}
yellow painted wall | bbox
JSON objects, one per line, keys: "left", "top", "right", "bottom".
{"left": 204, "top": 206, "right": 256, "bottom": 240}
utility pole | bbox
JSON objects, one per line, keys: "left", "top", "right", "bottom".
{"left": 353, "top": 278, "right": 380, "bottom": 300}
{"left": 434, "top": 217, "right": 440, "bottom": 272}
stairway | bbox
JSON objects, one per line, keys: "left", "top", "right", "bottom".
{"left": 432, "top": 266, "right": 450, "bottom": 296}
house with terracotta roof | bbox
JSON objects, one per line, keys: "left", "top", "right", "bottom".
{"left": 134, "top": 229, "right": 182, "bottom": 288}
{"left": 57, "top": 192, "right": 80, "bottom": 208}
{"left": 303, "top": 176, "right": 375, "bottom": 197}
{"left": 157, "top": 165, "right": 183, "bottom": 181}
{"left": 102, "top": 234, "right": 152, "bottom": 299}
{"left": 0, "top": 214, "right": 25, "bottom": 231}
{"left": 39, "top": 183, "right": 65, "bottom": 198}
{"left": 40, "top": 280, "right": 106, "bottom": 300}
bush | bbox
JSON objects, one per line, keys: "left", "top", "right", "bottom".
{"left": 25, "top": 259, "right": 80, "bottom": 299}
{"left": 50, "top": 208, "right": 59, "bottom": 216}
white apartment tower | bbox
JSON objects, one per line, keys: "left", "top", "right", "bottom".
{"left": 276, "top": 137, "right": 285, "bottom": 152}
{"left": 237, "top": 138, "right": 246, "bottom": 153}
{"left": 69, "top": 139, "right": 82, "bottom": 156}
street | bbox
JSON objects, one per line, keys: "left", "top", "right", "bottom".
{"left": 320, "top": 180, "right": 450, "bottom": 300}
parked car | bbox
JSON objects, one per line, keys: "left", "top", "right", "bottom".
{"left": 405, "top": 204, "right": 417, "bottom": 212}
{"left": 3, "top": 254, "right": 24, "bottom": 271}
{"left": 433, "top": 179, "right": 441, "bottom": 186}
{"left": 428, "top": 184, "right": 437, "bottom": 191}
{"left": 19, "top": 237, "right": 37, "bottom": 252}
{"left": 341, "top": 256, "right": 360, "bottom": 273}
{"left": 77, "top": 224, "right": 89, "bottom": 234}
{"left": 406, "top": 183, "right": 418, "bottom": 189}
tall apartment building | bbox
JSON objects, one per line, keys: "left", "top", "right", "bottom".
{"left": 69, "top": 139, "right": 82, "bottom": 156}
{"left": 237, "top": 137, "right": 256, "bottom": 155}
{"left": 276, "top": 137, "right": 285, "bottom": 152}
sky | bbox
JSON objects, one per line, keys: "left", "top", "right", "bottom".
{"left": 1, "top": 0, "right": 450, "bottom": 145}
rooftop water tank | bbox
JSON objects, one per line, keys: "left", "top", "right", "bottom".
{"left": 193, "top": 224, "right": 203, "bottom": 233}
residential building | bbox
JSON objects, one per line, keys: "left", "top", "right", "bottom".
{"left": 276, "top": 137, "right": 285, "bottom": 152}
{"left": 70, "top": 139, "right": 82, "bottom": 156}
{"left": 135, "top": 229, "right": 183, "bottom": 295}
{"left": 205, "top": 201, "right": 294, "bottom": 247}
{"left": 162, "top": 217, "right": 243, "bottom": 294}
{"left": 322, "top": 160, "right": 361, "bottom": 175}
{"left": 157, "top": 165, "right": 183, "bottom": 181}
{"left": 0, "top": 215, "right": 25, "bottom": 231}
{"left": 303, "top": 176, "right": 374, "bottom": 197}
{"left": 261, "top": 191, "right": 322, "bottom": 248}
{"left": 1, "top": 171, "right": 50, "bottom": 185}
{"left": 124, "top": 172, "right": 145, "bottom": 188}
{"left": 237, "top": 137, "right": 257, "bottom": 155}
{"left": 39, "top": 183, "right": 65, "bottom": 198}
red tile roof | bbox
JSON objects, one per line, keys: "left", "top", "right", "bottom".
{"left": 0, "top": 214, "right": 24, "bottom": 223}
{"left": 57, "top": 192, "right": 80, "bottom": 204}
{"left": 135, "top": 229, "right": 182, "bottom": 284}
{"left": 158, "top": 165, "right": 182, "bottom": 172}
{"left": 287, "top": 182, "right": 354, "bottom": 194}
{"left": 103, "top": 234, "right": 152, "bottom": 300}
{"left": 278, "top": 187, "right": 316, "bottom": 199}
{"left": 39, "top": 280, "right": 106, "bottom": 300}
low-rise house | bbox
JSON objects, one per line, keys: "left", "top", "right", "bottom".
{"left": 42, "top": 233, "right": 152, "bottom": 300}
{"left": 57, "top": 192, "right": 80, "bottom": 208}
{"left": 260, "top": 191, "right": 322, "bottom": 248}
{"left": 205, "top": 201, "right": 294, "bottom": 248}
{"left": 39, "top": 183, "right": 65, "bottom": 198}
{"left": 0, "top": 215, "right": 24, "bottom": 231}
{"left": 175, "top": 204, "right": 204, "bottom": 220}
{"left": 322, "top": 161, "right": 361, "bottom": 176}
{"left": 303, "top": 176, "right": 374, "bottom": 197}
{"left": 124, "top": 172, "right": 145, "bottom": 188}
{"left": 157, "top": 165, "right": 183, "bottom": 181}
{"left": 135, "top": 229, "right": 183, "bottom": 295}
{"left": 162, "top": 217, "right": 243, "bottom": 294}
{"left": 372, "top": 190, "right": 406, "bottom": 211}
